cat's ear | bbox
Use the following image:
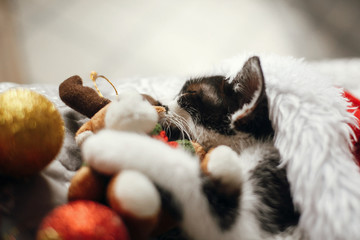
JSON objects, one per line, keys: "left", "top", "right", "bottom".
{"left": 230, "top": 56, "right": 267, "bottom": 127}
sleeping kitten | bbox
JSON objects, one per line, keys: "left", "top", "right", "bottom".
{"left": 159, "top": 56, "right": 300, "bottom": 239}
{"left": 83, "top": 56, "right": 302, "bottom": 240}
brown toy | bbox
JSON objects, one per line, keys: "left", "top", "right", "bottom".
{"left": 59, "top": 75, "right": 110, "bottom": 118}
{"left": 59, "top": 75, "right": 228, "bottom": 240}
{"left": 60, "top": 75, "right": 210, "bottom": 239}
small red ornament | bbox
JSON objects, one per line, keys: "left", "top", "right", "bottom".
{"left": 37, "top": 200, "right": 129, "bottom": 240}
{"left": 153, "top": 130, "right": 179, "bottom": 148}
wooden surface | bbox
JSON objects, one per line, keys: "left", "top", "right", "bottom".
{"left": 0, "top": 0, "right": 23, "bottom": 83}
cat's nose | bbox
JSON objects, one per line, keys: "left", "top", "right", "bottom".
{"left": 163, "top": 105, "right": 169, "bottom": 113}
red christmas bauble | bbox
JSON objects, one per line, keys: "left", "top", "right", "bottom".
{"left": 37, "top": 200, "right": 129, "bottom": 240}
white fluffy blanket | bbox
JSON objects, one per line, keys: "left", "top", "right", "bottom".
{"left": 1, "top": 55, "right": 360, "bottom": 240}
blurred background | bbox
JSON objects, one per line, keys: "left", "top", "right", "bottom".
{"left": 1, "top": 0, "right": 360, "bottom": 85}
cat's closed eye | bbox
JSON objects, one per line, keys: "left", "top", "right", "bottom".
{"left": 184, "top": 90, "right": 197, "bottom": 95}
{"left": 179, "top": 91, "right": 198, "bottom": 101}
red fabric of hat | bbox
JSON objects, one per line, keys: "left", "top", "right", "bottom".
{"left": 343, "top": 90, "right": 360, "bottom": 167}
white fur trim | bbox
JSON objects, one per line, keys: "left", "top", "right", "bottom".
{"left": 112, "top": 170, "right": 161, "bottom": 218}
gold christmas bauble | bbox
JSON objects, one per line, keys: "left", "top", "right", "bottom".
{"left": 0, "top": 89, "right": 64, "bottom": 177}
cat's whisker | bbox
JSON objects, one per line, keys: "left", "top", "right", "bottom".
{"left": 160, "top": 110, "right": 193, "bottom": 141}
{"left": 167, "top": 111, "right": 193, "bottom": 141}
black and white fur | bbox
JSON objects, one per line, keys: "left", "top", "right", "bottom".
{"left": 83, "top": 56, "right": 301, "bottom": 240}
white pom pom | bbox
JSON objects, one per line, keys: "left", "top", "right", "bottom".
{"left": 109, "top": 170, "right": 161, "bottom": 218}
{"left": 105, "top": 90, "right": 158, "bottom": 133}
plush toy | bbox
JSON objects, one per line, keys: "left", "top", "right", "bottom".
{"left": 58, "top": 75, "right": 208, "bottom": 240}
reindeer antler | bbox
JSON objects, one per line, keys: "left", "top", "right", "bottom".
{"left": 59, "top": 75, "right": 111, "bottom": 118}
